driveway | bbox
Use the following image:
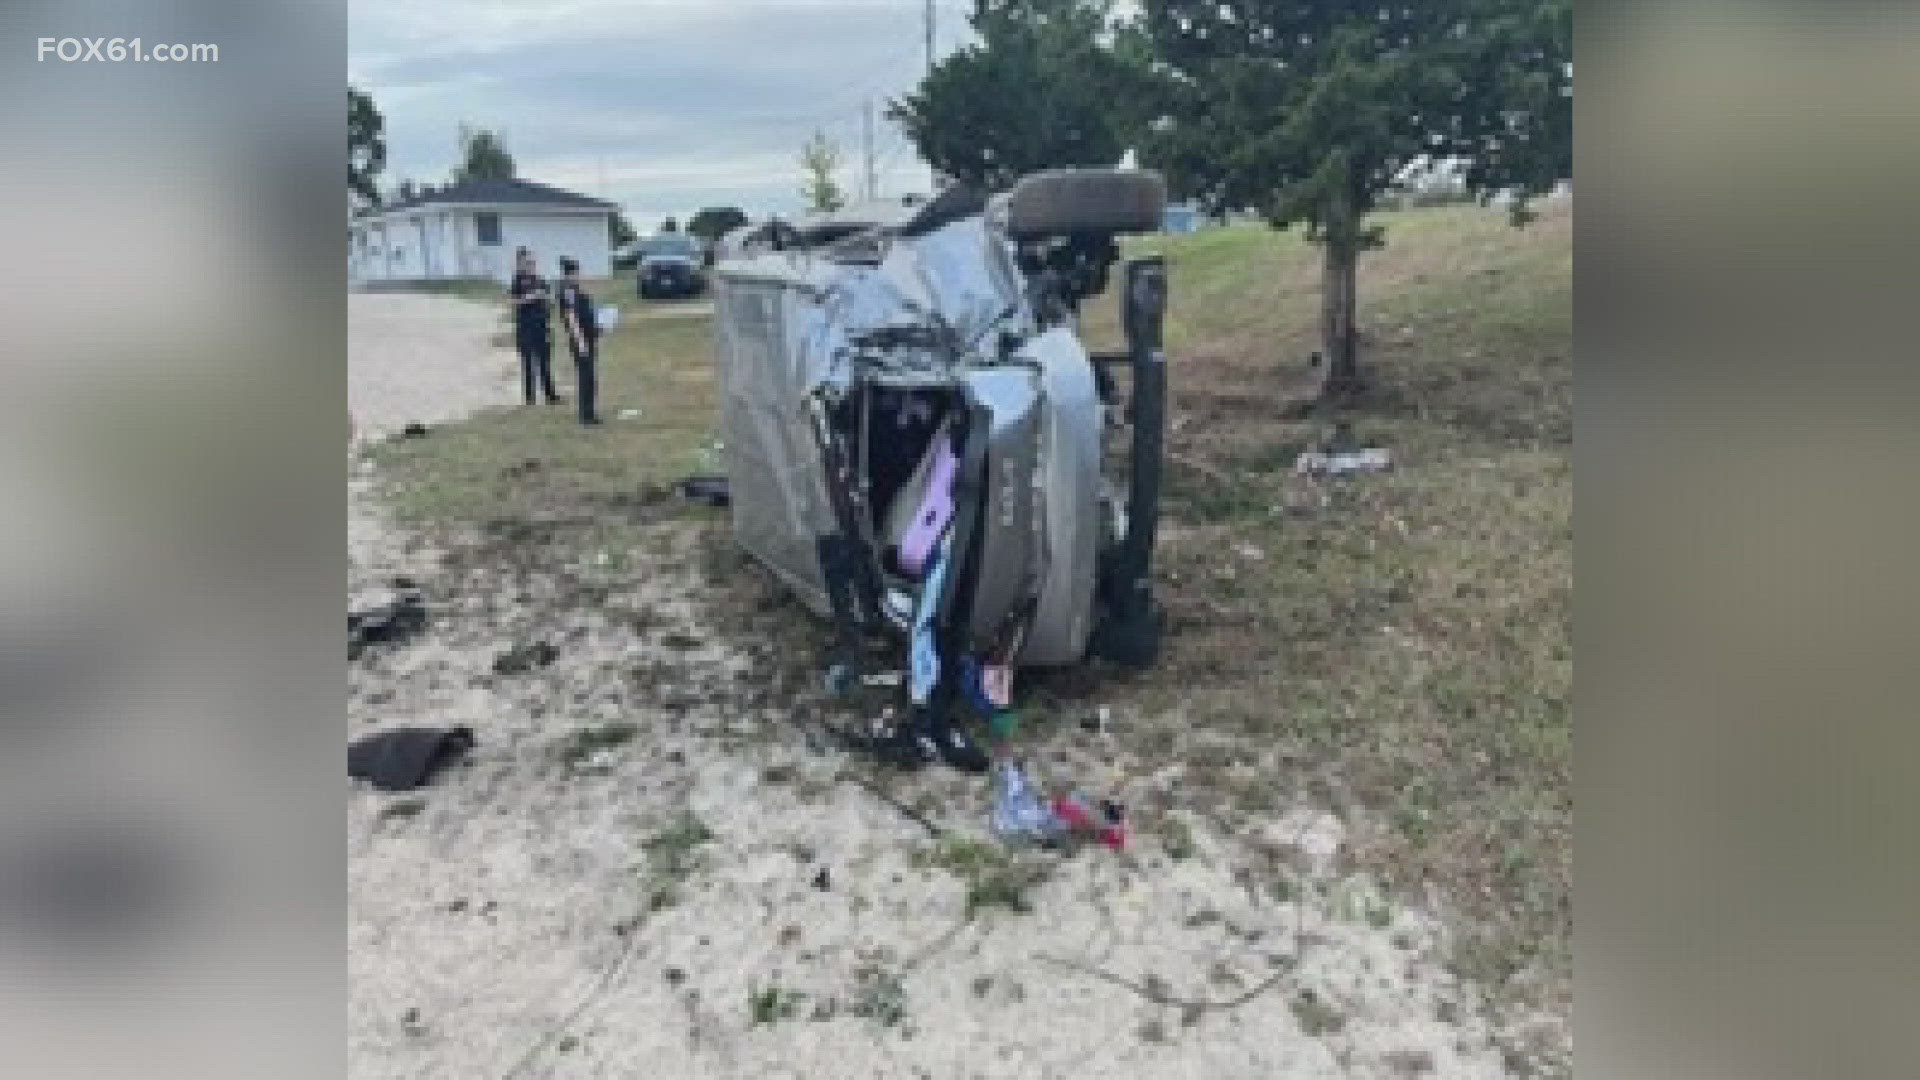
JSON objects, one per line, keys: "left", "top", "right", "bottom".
{"left": 349, "top": 293, "right": 521, "bottom": 444}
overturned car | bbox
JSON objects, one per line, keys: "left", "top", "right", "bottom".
{"left": 711, "top": 168, "right": 1169, "bottom": 771}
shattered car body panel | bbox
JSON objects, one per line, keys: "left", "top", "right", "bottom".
{"left": 713, "top": 170, "right": 1167, "bottom": 680}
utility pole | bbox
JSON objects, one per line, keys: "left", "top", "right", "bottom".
{"left": 925, "top": 0, "right": 943, "bottom": 192}
{"left": 863, "top": 99, "right": 877, "bottom": 202}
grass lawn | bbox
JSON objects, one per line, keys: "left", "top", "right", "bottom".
{"left": 1100, "top": 201, "right": 1572, "bottom": 1009}
{"left": 367, "top": 199, "right": 1572, "bottom": 1022}
{"left": 368, "top": 279, "right": 720, "bottom": 532}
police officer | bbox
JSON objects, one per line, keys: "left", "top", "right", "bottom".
{"left": 556, "top": 256, "right": 601, "bottom": 425}
{"left": 508, "top": 248, "right": 558, "bottom": 405}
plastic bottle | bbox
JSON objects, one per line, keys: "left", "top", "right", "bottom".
{"left": 990, "top": 761, "right": 1061, "bottom": 844}
{"left": 1051, "top": 792, "right": 1128, "bottom": 851}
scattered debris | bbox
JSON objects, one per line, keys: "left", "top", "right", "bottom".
{"left": 618, "top": 408, "right": 642, "bottom": 419}
{"left": 379, "top": 797, "right": 427, "bottom": 822}
{"left": 1052, "top": 792, "right": 1128, "bottom": 851}
{"left": 822, "top": 662, "right": 858, "bottom": 695}
{"left": 401, "top": 422, "right": 429, "bottom": 439}
{"left": 674, "top": 475, "right": 730, "bottom": 507}
{"left": 1295, "top": 420, "right": 1391, "bottom": 475}
{"left": 812, "top": 867, "right": 831, "bottom": 891}
{"left": 989, "top": 761, "right": 1061, "bottom": 845}
{"left": 492, "top": 640, "right": 559, "bottom": 675}
{"left": 349, "top": 580, "right": 427, "bottom": 658}
{"left": 1294, "top": 448, "right": 1392, "bottom": 476}
{"left": 349, "top": 726, "right": 476, "bottom": 792}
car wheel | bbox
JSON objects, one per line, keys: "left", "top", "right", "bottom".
{"left": 1005, "top": 168, "right": 1167, "bottom": 239}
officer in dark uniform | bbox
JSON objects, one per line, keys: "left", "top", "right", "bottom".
{"left": 556, "top": 256, "right": 601, "bottom": 425}
{"left": 508, "top": 248, "right": 558, "bottom": 405}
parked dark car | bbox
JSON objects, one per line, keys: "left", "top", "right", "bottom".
{"left": 635, "top": 234, "right": 707, "bottom": 299}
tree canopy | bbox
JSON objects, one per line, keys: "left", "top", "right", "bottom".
{"left": 452, "top": 124, "right": 516, "bottom": 184}
{"left": 799, "top": 131, "right": 847, "bottom": 214}
{"left": 889, "top": 0, "right": 1154, "bottom": 191}
{"left": 687, "top": 206, "right": 750, "bottom": 242}
{"left": 348, "top": 87, "right": 386, "bottom": 208}
{"left": 609, "top": 212, "right": 638, "bottom": 247}
{"left": 1141, "top": 0, "right": 1571, "bottom": 388}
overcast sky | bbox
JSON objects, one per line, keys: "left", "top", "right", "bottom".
{"left": 349, "top": 0, "right": 980, "bottom": 229}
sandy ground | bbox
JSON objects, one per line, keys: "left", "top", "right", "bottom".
{"left": 348, "top": 293, "right": 523, "bottom": 443}
{"left": 348, "top": 294, "right": 1533, "bottom": 1078}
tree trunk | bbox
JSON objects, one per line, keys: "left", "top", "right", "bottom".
{"left": 1319, "top": 171, "right": 1362, "bottom": 398}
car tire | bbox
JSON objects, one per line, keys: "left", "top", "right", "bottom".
{"left": 1004, "top": 168, "right": 1167, "bottom": 238}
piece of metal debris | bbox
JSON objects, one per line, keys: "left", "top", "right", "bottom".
{"left": 1293, "top": 448, "right": 1392, "bottom": 476}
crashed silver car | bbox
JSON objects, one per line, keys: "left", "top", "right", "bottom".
{"left": 711, "top": 169, "right": 1169, "bottom": 771}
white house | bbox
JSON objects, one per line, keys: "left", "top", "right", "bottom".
{"left": 349, "top": 178, "right": 616, "bottom": 285}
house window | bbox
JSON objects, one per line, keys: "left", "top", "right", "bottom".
{"left": 475, "top": 212, "right": 501, "bottom": 246}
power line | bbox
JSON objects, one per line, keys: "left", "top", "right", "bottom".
{"left": 727, "top": 44, "right": 928, "bottom": 127}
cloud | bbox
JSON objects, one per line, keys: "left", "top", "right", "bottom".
{"left": 351, "top": 0, "right": 976, "bottom": 225}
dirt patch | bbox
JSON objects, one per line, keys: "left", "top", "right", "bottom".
{"left": 349, "top": 493, "right": 1520, "bottom": 1079}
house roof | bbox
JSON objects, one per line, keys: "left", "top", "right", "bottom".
{"left": 363, "top": 178, "right": 616, "bottom": 217}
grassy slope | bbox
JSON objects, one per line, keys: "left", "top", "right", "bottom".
{"left": 1098, "top": 201, "right": 1572, "bottom": 1009}
{"left": 368, "top": 201, "right": 1572, "bottom": 1019}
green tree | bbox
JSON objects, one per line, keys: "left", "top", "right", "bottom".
{"left": 609, "top": 212, "right": 638, "bottom": 247}
{"left": 687, "top": 206, "right": 750, "bottom": 242}
{"left": 799, "top": 131, "right": 847, "bottom": 214}
{"left": 1141, "top": 0, "right": 1571, "bottom": 393}
{"left": 889, "top": 0, "right": 1154, "bottom": 191}
{"left": 348, "top": 86, "right": 386, "bottom": 208}
{"left": 660, "top": 217, "right": 680, "bottom": 233}
{"left": 452, "top": 124, "right": 516, "bottom": 184}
